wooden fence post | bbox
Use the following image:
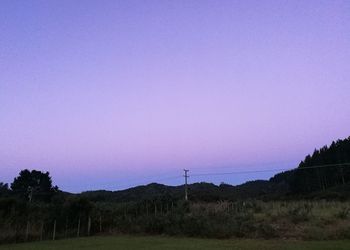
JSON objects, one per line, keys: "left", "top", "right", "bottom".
{"left": 40, "top": 221, "right": 44, "bottom": 241}
{"left": 77, "top": 217, "right": 81, "bottom": 237}
{"left": 87, "top": 216, "right": 91, "bottom": 236}
{"left": 64, "top": 217, "right": 68, "bottom": 238}
{"left": 25, "top": 220, "right": 30, "bottom": 241}
{"left": 52, "top": 220, "right": 56, "bottom": 240}
{"left": 99, "top": 215, "right": 102, "bottom": 233}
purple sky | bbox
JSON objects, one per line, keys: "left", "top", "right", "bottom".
{"left": 1, "top": 0, "right": 350, "bottom": 192}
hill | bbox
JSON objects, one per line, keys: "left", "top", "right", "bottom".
{"left": 80, "top": 136, "right": 350, "bottom": 202}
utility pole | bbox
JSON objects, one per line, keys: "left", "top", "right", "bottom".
{"left": 183, "top": 169, "right": 189, "bottom": 201}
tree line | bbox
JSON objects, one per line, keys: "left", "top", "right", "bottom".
{"left": 0, "top": 136, "right": 350, "bottom": 243}
{"left": 271, "top": 136, "right": 350, "bottom": 196}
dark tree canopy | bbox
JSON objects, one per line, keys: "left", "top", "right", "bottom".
{"left": 0, "top": 183, "right": 9, "bottom": 197}
{"left": 11, "top": 169, "right": 58, "bottom": 202}
{"left": 270, "top": 136, "right": 350, "bottom": 195}
{"left": 290, "top": 136, "right": 350, "bottom": 193}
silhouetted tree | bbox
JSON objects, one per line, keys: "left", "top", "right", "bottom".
{"left": 0, "top": 183, "right": 9, "bottom": 197}
{"left": 11, "top": 169, "right": 58, "bottom": 202}
{"left": 285, "top": 137, "right": 350, "bottom": 194}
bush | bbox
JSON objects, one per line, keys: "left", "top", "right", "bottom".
{"left": 258, "top": 222, "right": 279, "bottom": 239}
{"left": 335, "top": 207, "right": 350, "bottom": 219}
{"left": 287, "top": 204, "right": 312, "bottom": 223}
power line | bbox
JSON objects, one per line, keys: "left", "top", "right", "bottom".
{"left": 85, "top": 175, "right": 183, "bottom": 191}
{"left": 191, "top": 168, "right": 289, "bottom": 177}
{"left": 109, "top": 162, "right": 350, "bottom": 192}
{"left": 63, "top": 162, "right": 350, "bottom": 191}
{"left": 190, "top": 162, "right": 350, "bottom": 178}
{"left": 188, "top": 160, "right": 296, "bottom": 171}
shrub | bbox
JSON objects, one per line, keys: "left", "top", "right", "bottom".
{"left": 335, "top": 207, "right": 350, "bottom": 219}
{"left": 257, "top": 222, "right": 279, "bottom": 239}
{"left": 287, "top": 204, "right": 312, "bottom": 223}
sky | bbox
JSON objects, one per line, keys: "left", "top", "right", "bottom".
{"left": 1, "top": 0, "right": 350, "bottom": 192}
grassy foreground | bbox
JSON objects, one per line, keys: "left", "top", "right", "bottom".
{"left": 1, "top": 236, "right": 350, "bottom": 250}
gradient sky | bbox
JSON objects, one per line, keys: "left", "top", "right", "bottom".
{"left": 1, "top": 0, "right": 350, "bottom": 192}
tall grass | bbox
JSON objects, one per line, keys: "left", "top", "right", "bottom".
{"left": 1, "top": 200, "right": 350, "bottom": 243}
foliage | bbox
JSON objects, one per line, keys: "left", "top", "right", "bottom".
{"left": 11, "top": 170, "right": 58, "bottom": 202}
{"left": 1, "top": 136, "right": 350, "bottom": 243}
{"left": 0, "top": 183, "right": 9, "bottom": 198}
{"left": 272, "top": 136, "right": 350, "bottom": 194}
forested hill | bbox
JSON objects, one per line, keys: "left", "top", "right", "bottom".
{"left": 1, "top": 137, "right": 350, "bottom": 202}
{"left": 81, "top": 136, "right": 350, "bottom": 202}
{"left": 270, "top": 136, "right": 350, "bottom": 195}
{"left": 80, "top": 180, "right": 289, "bottom": 202}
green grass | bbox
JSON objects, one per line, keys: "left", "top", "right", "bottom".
{"left": 1, "top": 236, "right": 350, "bottom": 250}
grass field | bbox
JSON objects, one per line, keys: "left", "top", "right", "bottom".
{"left": 1, "top": 236, "right": 350, "bottom": 250}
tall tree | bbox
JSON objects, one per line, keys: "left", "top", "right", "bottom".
{"left": 283, "top": 136, "right": 350, "bottom": 194}
{"left": 11, "top": 169, "right": 58, "bottom": 202}
{"left": 0, "top": 183, "right": 9, "bottom": 197}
